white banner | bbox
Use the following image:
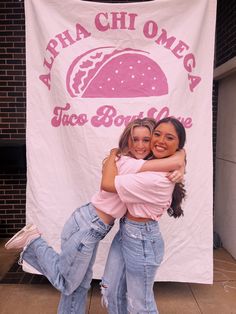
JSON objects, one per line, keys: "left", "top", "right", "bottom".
{"left": 25, "top": 0, "right": 216, "bottom": 283}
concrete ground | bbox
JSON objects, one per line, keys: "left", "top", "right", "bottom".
{"left": 0, "top": 239, "right": 236, "bottom": 314}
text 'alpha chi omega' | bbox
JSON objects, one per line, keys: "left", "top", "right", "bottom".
{"left": 37, "top": 11, "right": 201, "bottom": 129}
{"left": 25, "top": 0, "right": 216, "bottom": 283}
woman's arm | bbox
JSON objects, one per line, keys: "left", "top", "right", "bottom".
{"left": 101, "top": 150, "right": 118, "bottom": 192}
{"left": 140, "top": 149, "right": 185, "bottom": 172}
{"left": 104, "top": 171, "right": 174, "bottom": 206}
{"left": 101, "top": 149, "right": 186, "bottom": 193}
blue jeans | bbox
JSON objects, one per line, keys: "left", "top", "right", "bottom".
{"left": 22, "top": 203, "right": 113, "bottom": 314}
{"left": 101, "top": 217, "right": 164, "bottom": 314}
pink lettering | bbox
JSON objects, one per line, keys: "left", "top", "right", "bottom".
{"left": 55, "top": 30, "right": 76, "bottom": 48}
{"left": 143, "top": 21, "right": 201, "bottom": 92}
{"left": 179, "top": 117, "right": 192, "bottom": 128}
{"left": 46, "top": 39, "right": 59, "bottom": 58}
{"left": 111, "top": 12, "right": 137, "bottom": 30}
{"left": 40, "top": 23, "right": 91, "bottom": 89}
{"left": 114, "top": 115, "right": 125, "bottom": 126}
{"left": 51, "top": 103, "right": 88, "bottom": 127}
{"left": 155, "top": 29, "right": 176, "bottom": 49}
{"left": 143, "top": 20, "right": 158, "bottom": 39}
{"left": 147, "top": 106, "right": 169, "bottom": 120}
{"left": 147, "top": 106, "right": 192, "bottom": 128}
{"left": 127, "top": 13, "right": 137, "bottom": 30}
{"left": 39, "top": 73, "right": 51, "bottom": 90}
{"left": 95, "top": 13, "right": 109, "bottom": 31}
{"left": 171, "top": 40, "right": 189, "bottom": 59}
{"left": 95, "top": 12, "right": 137, "bottom": 31}
{"left": 184, "top": 53, "right": 196, "bottom": 72}
{"left": 111, "top": 12, "right": 127, "bottom": 29}
{"left": 188, "top": 74, "right": 201, "bottom": 92}
{"left": 91, "top": 105, "right": 116, "bottom": 127}
{"left": 50, "top": 104, "right": 192, "bottom": 129}
{"left": 75, "top": 23, "right": 91, "bottom": 41}
{"left": 91, "top": 106, "right": 144, "bottom": 127}
{"left": 43, "top": 57, "right": 54, "bottom": 71}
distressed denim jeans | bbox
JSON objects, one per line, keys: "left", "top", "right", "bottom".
{"left": 22, "top": 203, "right": 113, "bottom": 314}
{"left": 101, "top": 217, "right": 164, "bottom": 314}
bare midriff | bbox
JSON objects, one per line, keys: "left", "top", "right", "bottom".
{"left": 126, "top": 211, "right": 153, "bottom": 222}
{"left": 95, "top": 208, "right": 115, "bottom": 225}
{"left": 95, "top": 208, "right": 153, "bottom": 224}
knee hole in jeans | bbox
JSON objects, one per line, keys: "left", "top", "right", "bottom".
{"left": 100, "top": 281, "right": 109, "bottom": 308}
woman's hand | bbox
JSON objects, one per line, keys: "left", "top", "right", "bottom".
{"left": 166, "top": 164, "right": 185, "bottom": 183}
{"left": 109, "top": 148, "right": 119, "bottom": 156}
{"left": 101, "top": 148, "right": 119, "bottom": 192}
{"left": 102, "top": 148, "right": 118, "bottom": 171}
{"left": 106, "top": 148, "right": 118, "bottom": 165}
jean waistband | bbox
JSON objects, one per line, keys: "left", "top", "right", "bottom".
{"left": 78, "top": 202, "right": 114, "bottom": 231}
{"left": 120, "top": 216, "right": 159, "bottom": 229}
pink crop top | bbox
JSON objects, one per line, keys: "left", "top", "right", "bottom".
{"left": 91, "top": 156, "right": 145, "bottom": 218}
{"left": 115, "top": 171, "right": 174, "bottom": 221}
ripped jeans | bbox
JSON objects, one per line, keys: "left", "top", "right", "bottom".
{"left": 22, "top": 203, "right": 113, "bottom": 314}
{"left": 101, "top": 217, "right": 164, "bottom": 314}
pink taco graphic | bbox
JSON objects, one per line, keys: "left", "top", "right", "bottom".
{"left": 66, "top": 47, "right": 168, "bottom": 98}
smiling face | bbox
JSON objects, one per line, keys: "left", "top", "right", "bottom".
{"left": 151, "top": 122, "right": 180, "bottom": 159}
{"left": 128, "top": 126, "right": 152, "bottom": 159}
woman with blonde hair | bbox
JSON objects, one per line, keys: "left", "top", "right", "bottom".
{"left": 5, "top": 117, "right": 185, "bottom": 314}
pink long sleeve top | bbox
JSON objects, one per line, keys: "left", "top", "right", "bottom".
{"left": 91, "top": 156, "right": 174, "bottom": 220}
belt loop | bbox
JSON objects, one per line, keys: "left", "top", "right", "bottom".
{"left": 92, "top": 216, "right": 99, "bottom": 223}
{"left": 146, "top": 223, "right": 151, "bottom": 232}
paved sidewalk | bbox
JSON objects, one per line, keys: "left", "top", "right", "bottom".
{"left": 0, "top": 239, "right": 236, "bottom": 314}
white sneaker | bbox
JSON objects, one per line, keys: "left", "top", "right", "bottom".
{"left": 5, "top": 224, "right": 41, "bottom": 250}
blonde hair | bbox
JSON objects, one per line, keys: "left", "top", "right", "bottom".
{"left": 118, "top": 118, "right": 156, "bottom": 158}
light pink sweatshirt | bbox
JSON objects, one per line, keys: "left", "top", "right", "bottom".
{"left": 91, "top": 156, "right": 174, "bottom": 220}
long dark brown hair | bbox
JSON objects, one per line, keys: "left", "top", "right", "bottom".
{"left": 154, "top": 117, "right": 186, "bottom": 218}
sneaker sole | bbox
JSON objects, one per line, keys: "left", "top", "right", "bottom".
{"left": 5, "top": 224, "right": 34, "bottom": 249}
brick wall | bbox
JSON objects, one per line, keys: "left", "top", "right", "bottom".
{"left": 215, "top": 0, "right": 236, "bottom": 67}
{"left": 0, "top": 0, "right": 235, "bottom": 237}
{"left": 0, "top": 0, "right": 26, "bottom": 141}
{"left": 0, "top": 0, "right": 26, "bottom": 238}
{"left": 212, "top": 0, "right": 236, "bottom": 203}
